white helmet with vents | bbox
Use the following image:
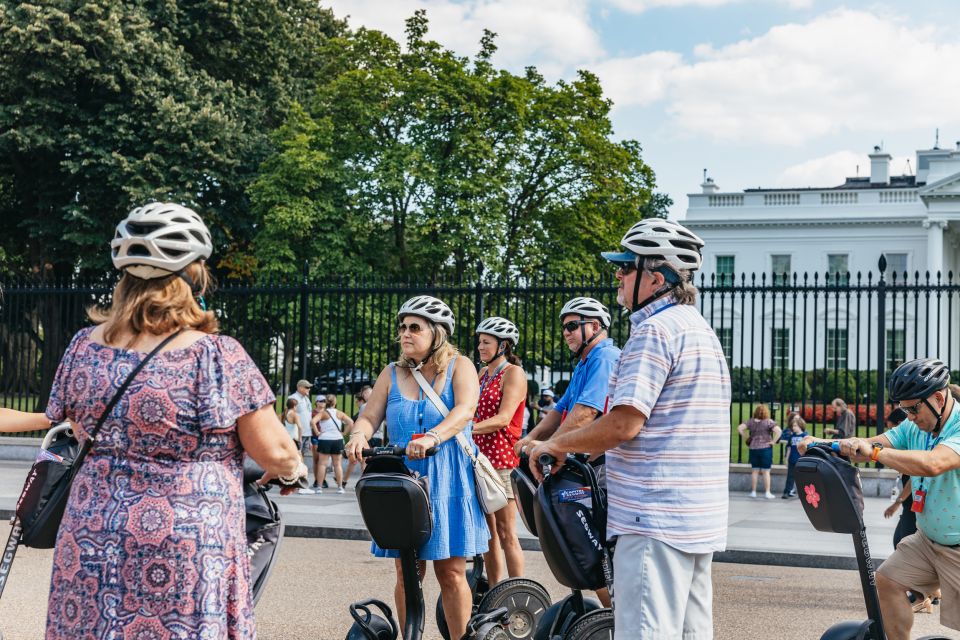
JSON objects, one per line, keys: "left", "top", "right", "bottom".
{"left": 111, "top": 202, "right": 213, "bottom": 279}
{"left": 601, "top": 219, "right": 704, "bottom": 272}
{"left": 397, "top": 295, "right": 455, "bottom": 335}
{"left": 559, "top": 297, "right": 611, "bottom": 328}
{"left": 476, "top": 317, "right": 520, "bottom": 346}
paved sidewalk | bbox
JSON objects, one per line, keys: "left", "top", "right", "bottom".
{"left": 0, "top": 459, "right": 900, "bottom": 569}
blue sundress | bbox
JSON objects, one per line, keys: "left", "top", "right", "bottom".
{"left": 371, "top": 358, "right": 490, "bottom": 560}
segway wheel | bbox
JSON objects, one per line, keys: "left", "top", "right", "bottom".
{"left": 477, "top": 579, "right": 552, "bottom": 640}
{"left": 563, "top": 609, "right": 613, "bottom": 640}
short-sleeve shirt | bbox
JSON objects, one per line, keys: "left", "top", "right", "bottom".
{"left": 553, "top": 338, "right": 621, "bottom": 421}
{"left": 834, "top": 409, "right": 857, "bottom": 439}
{"left": 745, "top": 418, "right": 777, "bottom": 449}
{"left": 884, "top": 401, "right": 960, "bottom": 546}
{"left": 287, "top": 391, "right": 312, "bottom": 435}
{"left": 605, "top": 296, "right": 731, "bottom": 554}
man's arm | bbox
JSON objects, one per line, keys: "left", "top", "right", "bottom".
{"left": 554, "top": 403, "right": 601, "bottom": 436}
{"left": 855, "top": 441, "right": 960, "bottom": 476}
{"left": 529, "top": 405, "right": 646, "bottom": 480}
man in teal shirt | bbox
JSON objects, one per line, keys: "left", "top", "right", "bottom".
{"left": 803, "top": 358, "right": 960, "bottom": 640}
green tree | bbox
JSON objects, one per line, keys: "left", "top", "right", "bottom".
{"left": 250, "top": 11, "right": 659, "bottom": 281}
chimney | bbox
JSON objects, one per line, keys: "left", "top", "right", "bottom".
{"left": 701, "top": 176, "right": 719, "bottom": 194}
{"left": 869, "top": 146, "right": 891, "bottom": 184}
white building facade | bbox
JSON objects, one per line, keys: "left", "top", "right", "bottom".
{"left": 684, "top": 145, "right": 960, "bottom": 377}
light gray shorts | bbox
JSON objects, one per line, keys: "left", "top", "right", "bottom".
{"left": 613, "top": 534, "right": 714, "bottom": 640}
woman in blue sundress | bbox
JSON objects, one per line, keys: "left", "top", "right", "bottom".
{"left": 346, "top": 295, "right": 488, "bottom": 640}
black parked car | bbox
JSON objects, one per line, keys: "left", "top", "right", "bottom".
{"left": 313, "top": 368, "right": 374, "bottom": 394}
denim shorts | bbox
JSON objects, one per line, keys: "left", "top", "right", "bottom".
{"left": 748, "top": 447, "right": 773, "bottom": 470}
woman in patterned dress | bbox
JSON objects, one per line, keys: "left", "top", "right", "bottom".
{"left": 43, "top": 203, "right": 306, "bottom": 639}
{"left": 345, "top": 295, "right": 489, "bottom": 640}
{"left": 472, "top": 317, "right": 527, "bottom": 585}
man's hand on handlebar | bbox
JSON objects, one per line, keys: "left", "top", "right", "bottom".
{"left": 528, "top": 440, "right": 565, "bottom": 482}
{"left": 515, "top": 437, "right": 542, "bottom": 458}
{"left": 836, "top": 437, "right": 873, "bottom": 462}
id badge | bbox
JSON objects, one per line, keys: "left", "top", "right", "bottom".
{"left": 911, "top": 489, "right": 926, "bottom": 513}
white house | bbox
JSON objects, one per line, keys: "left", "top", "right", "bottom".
{"left": 683, "top": 144, "right": 960, "bottom": 375}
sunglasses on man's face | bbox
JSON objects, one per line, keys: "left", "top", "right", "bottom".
{"left": 899, "top": 401, "right": 922, "bottom": 416}
{"left": 397, "top": 322, "right": 425, "bottom": 335}
{"left": 562, "top": 320, "right": 591, "bottom": 333}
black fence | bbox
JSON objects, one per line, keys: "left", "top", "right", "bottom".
{"left": 2, "top": 259, "right": 958, "bottom": 463}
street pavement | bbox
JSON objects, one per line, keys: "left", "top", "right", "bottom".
{"left": 1, "top": 528, "right": 956, "bottom": 640}
{"left": 0, "top": 459, "right": 904, "bottom": 569}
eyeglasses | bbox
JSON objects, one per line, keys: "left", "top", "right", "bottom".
{"left": 615, "top": 262, "right": 638, "bottom": 275}
{"left": 899, "top": 401, "right": 922, "bottom": 416}
{"left": 397, "top": 322, "right": 425, "bottom": 335}
{"left": 562, "top": 320, "right": 591, "bottom": 333}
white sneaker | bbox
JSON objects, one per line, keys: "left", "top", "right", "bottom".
{"left": 337, "top": 487, "right": 346, "bottom": 494}
{"left": 313, "top": 487, "right": 323, "bottom": 495}
{"left": 749, "top": 491, "right": 757, "bottom": 498}
{"left": 297, "top": 488, "right": 314, "bottom": 495}
{"left": 765, "top": 492, "right": 776, "bottom": 499}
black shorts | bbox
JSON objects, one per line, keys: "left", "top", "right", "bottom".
{"left": 312, "top": 438, "right": 344, "bottom": 455}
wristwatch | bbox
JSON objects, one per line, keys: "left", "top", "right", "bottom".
{"left": 870, "top": 442, "right": 884, "bottom": 463}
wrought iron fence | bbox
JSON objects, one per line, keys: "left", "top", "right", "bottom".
{"left": 2, "top": 259, "right": 958, "bottom": 463}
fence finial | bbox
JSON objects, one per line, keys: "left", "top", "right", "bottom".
{"left": 877, "top": 255, "right": 887, "bottom": 274}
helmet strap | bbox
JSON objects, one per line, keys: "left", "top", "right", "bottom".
{"left": 413, "top": 324, "right": 442, "bottom": 371}
{"left": 631, "top": 260, "right": 678, "bottom": 312}
{"left": 176, "top": 269, "right": 207, "bottom": 311}
{"left": 924, "top": 391, "right": 950, "bottom": 434}
{"left": 574, "top": 323, "right": 601, "bottom": 360}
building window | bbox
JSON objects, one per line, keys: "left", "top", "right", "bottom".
{"left": 772, "top": 328, "right": 790, "bottom": 370}
{"left": 826, "top": 328, "right": 848, "bottom": 369}
{"left": 714, "top": 327, "right": 733, "bottom": 367}
{"left": 716, "top": 255, "right": 735, "bottom": 285}
{"left": 884, "top": 253, "right": 908, "bottom": 280}
{"left": 827, "top": 254, "right": 849, "bottom": 285}
{"left": 771, "top": 255, "right": 791, "bottom": 285}
{"left": 886, "top": 329, "right": 905, "bottom": 371}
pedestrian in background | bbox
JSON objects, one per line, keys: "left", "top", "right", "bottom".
{"left": 825, "top": 397, "right": 857, "bottom": 439}
{"left": 779, "top": 416, "right": 808, "bottom": 498}
{"left": 738, "top": 404, "right": 782, "bottom": 498}
{"left": 310, "top": 395, "right": 353, "bottom": 494}
{"left": 288, "top": 379, "right": 315, "bottom": 462}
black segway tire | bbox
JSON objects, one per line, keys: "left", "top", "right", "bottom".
{"left": 477, "top": 578, "right": 552, "bottom": 640}
{"left": 562, "top": 609, "right": 613, "bottom": 640}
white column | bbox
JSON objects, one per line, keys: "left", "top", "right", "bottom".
{"left": 923, "top": 219, "right": 946, "bottom": 279}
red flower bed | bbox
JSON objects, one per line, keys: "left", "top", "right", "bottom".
{"left": 800, "top": 404, "right": 883, "bottom": 424}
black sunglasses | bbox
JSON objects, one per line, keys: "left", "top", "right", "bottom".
{"left": 899, "top": 401, "right": 923, "bottom": 416}
{"left": 562, "top": 320, "right": 592, "bottom": 333}
{"left": 613, "top": 262, "right": 637, "bottom": 275}
{"left": 397, "top": 322, "right": 425, "bottom": 335}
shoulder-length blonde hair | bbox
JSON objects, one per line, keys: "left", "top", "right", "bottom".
{"left": 89, "top": 261, "right": 218, "bottom": 346}
{"left": 396, "top": 322, "right": 459, "bottom": 374}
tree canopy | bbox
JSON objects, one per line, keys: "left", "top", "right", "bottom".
{"left": 249, "top": 11, "right": 659, "bottom": 282}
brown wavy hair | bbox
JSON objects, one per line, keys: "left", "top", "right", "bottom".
{"left": 88, "top": 261, "right": 218, "bottom": 346}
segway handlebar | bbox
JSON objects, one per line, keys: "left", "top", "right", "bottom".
{"left": 361, "top": 445, "right": 438, "bottom": 458}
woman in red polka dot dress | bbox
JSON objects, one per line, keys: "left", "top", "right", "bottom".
{"left": 473, "top": 317, "right": 527, "bottom": 584}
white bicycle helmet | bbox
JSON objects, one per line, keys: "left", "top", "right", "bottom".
{"left": 558, "top": 297, "right": 611, "bottom": 328}
{"left": 601, "top": 219, "right": 704, "bottom": 272}
{"left": 397, "top": 295, "right": 455, "bottom": 335}
{"left": 476, "top": 317, "right": 520, "bottom": 346}
{"left": 111, "top": 202, "right": 213, "bottom": 279}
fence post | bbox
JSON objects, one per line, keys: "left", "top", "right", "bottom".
{"left": 875, "top": 256, "right": 887, "bottom": 436}
{"left": 473, "top": 263, "right": 485, "bottom": 364}
{"left": 298, "top": 260, "right": 310, "bottom": 381}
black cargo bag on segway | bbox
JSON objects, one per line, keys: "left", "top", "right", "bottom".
{"left": 533, "top": 455, "right": 608, "bottom": 592}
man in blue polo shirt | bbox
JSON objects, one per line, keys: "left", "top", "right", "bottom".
{"left": 515, "top": 297, "right": 621, "bottom": 458}
{"left": 803, "top": 358, "right": 960, "bottom": 640}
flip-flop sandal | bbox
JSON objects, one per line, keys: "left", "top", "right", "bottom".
{"left": 912, "top": 598, "right": 933, "bottom": 614}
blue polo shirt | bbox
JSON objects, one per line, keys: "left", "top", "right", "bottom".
{"left": 554, "top": 338, "right": 621, "bottom": 421}
{"left": 884, "top": 401, "right": 960, "bottom": 546}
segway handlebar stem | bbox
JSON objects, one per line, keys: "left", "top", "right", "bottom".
{"left": 361, "top": 446, "right": 438, "bottom": 458}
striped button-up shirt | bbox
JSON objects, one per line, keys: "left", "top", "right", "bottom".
{"left": 605, "top": 295, "right": 731, "bottom": 553}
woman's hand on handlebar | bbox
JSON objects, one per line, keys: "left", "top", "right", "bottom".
{"left": 346, "top": 433, "right": 368, "bottom": 463}
{"left": 405, "top": 436, "right": 435, "bottom": 460}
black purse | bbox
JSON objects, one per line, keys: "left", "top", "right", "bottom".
{"left": 14, "top": 330, "right": 182, "bottom": 549}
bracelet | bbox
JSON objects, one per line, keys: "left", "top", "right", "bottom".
{"left": 278, "top": 461, "right": 308, "bottom": 486}
{"left": 425, "top": 430, "right": 442, "bottom": 445}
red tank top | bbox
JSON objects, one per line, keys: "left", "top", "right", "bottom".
{"left": 473, "top": 364, "right": 523, "bottom": 469}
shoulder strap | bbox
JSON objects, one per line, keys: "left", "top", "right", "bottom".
{"left": 411, "top": 365, "right": 477, "bottom": 462}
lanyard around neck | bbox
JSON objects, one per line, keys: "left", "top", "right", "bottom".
{"left": 479, "top": 360, "right": 509, "bottom": 397}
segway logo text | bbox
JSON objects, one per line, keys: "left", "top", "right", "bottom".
{"left": 576, "top": 509, "right": 602, "bottom": 551}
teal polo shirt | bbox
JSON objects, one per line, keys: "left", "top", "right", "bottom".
{"left": 885, "top": 401, "right": 960, "bottom": 546}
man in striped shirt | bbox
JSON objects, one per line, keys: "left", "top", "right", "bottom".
{"left": 531, "top": 219, "right": 731, "bottom": 640}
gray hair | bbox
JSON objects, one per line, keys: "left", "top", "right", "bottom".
{"left": 643, "top": 257, "right": 698, "bottom": 305}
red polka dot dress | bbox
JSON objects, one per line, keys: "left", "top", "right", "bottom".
{"left": 473, "top": 365, "right": 524, "bottom": 469}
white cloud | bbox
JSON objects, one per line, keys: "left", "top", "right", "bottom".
{"left": 608, "top": 0, "right": 811, "bottom": 12}
{"left": 595, "top": 9, "right": 960, "bottom": 144}
{"left": 325, "top": 0, "right": 603, "bottom": 74}
{"left": 774, "top": 150, "right": 913, "bottom": 187}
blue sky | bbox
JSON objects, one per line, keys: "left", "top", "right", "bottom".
{"left": 326, "top": 0, "right": 960, "bottom": 217}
